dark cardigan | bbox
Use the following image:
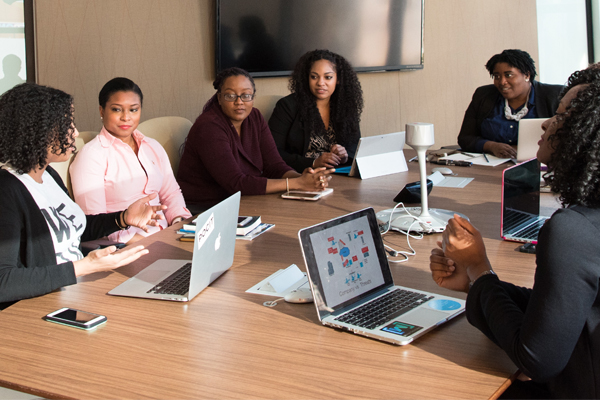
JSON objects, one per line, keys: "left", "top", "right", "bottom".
{"left": 0, "top": 166, "right": 122, "bottom": 309}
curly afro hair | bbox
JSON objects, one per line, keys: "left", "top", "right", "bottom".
{"left": 203, "top": 67, "right": 256, "bottom": 112}
{"left": 289, "top": 49, "right": 363, "bottom": 147}
{"left": 0, "top": 83, "right": 74, "bottom": 174}
{"left": 546, "top": 76, "right": 600, "bottom": 207}
{"left": 485, "top": 49, "right": 537, "bottom": 81}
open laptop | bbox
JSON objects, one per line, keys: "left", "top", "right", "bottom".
{"left": 516, "top": 118, "right": 547, "bottom": 162}
{"left": 335, "top": 131, "right": 408, "bottom": 179}
{"left": 108, "top": 192, "right": 240, "bottom": 301}
{"left": 501, "top": 159, "right": 548, "bottom": 244}
{"left": 298, "top": 208, "right": 465, "bottom": 345}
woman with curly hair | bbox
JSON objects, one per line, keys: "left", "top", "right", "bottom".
{"left": 177, "top": 67, "right": 333, "bottom": 212}
{"left": 70, "top": 77, "right": 191, "bottom": 244}
{"left": 457, "top": 49, "right": 564, "bottom": 158}
{"left": 268, "top": 49, "right": 363, "bottom": 172}
{"left": 429, "top": 68, "right": 600, "bottom": 398}
{"left": 0, "top": 83, "right": 165, "bottom": 310}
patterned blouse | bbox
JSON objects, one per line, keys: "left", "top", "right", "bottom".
{"left": 305, "top": 123, "right": 336, "bottom": 159}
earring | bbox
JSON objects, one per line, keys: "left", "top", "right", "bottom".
{"left": 525, "top": 78, "right": 529, "bottom": 82}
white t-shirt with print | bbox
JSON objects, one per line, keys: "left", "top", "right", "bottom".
{"left": 9, "top": 168, "right": 86, "bottom": 264}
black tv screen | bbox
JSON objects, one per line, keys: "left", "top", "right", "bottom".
{"left": 216, "top": 0, "right": 424, "bottom": 77}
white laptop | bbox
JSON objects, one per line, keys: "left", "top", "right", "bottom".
{"left": 298, "top": 208, "right": 465, "bottom": 345}
{"left": 516, "top": 118, "right": 547, "bottom": 162}
{"left": 338, "top": 131, "right": 408, "bottom": 179}
{"left": 108, "top": 192, "right": 240, "bottom": 301}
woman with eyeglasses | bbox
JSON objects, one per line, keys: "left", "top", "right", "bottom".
{"left": 177, "top": 67, "right": 333, "bottom": 212}
{"left": 457, "top": 49, "right": 564, "bottom": 159}
{"left": 269, "top": 49, "right": 363, "bottom": 172}
{"left": 70, "top": 77, "right": 191, "bottom": 244}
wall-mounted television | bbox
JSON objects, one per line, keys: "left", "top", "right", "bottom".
{"left": 216, "top": 0, "right": 424, "bottom": 77}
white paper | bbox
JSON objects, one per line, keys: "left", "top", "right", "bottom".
{"left": 439, "top": 152, "right": 511, "bottom": 167}
{"left": 427, "top": 171, "right": 473, "bottom": 188}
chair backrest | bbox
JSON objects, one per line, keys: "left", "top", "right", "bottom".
{"left": 78, "top": 130, "right": 98, "bottom": 144}
{"left": 253, "top": 94, "right": 283, "bottom": 123}
{"left": 50, "top": 136, "right": 86, "bottom": 198}
{"left": 137, "top": 116, "right": 193, "bottom": 176}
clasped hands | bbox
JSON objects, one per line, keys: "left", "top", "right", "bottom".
{"left": 429, "top": 214, "right": 493, "bottom": 293}
{"left": 313, "top": 144, "right": 349, "bottom": 168}
{"left": 301, "top": 166, "right": 335, "bottom": 190}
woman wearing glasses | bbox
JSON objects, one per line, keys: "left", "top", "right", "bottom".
{"left": 269, "top": 49, "right": 363, "bottom": 172}
{"left": 177, "top": 67, "right": 333, "bottom": 212}
{"left": 70, "top": 77, "right": 191, "bottom": 244}
{"left": 457, "top": 49, "right": 563, "bottom": 158}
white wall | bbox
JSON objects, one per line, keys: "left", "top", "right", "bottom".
{"left": 537, "top": 0, "right": 589, "bottom": 85}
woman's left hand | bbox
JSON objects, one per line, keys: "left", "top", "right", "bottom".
{"left": 330, "top": 144, "right": 348, "bottom": 164}
{"left": 124, "top": 193, "right": 168, "bottom": 232}
{"left": 299, "top": 167, "right": 335, "bottom": 190}
{"left": 442, "top": 215, "right": 491, "bottom": 280}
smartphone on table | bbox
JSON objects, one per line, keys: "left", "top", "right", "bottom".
{"left": 43, "top": 308, "right": 107, "bottom": 330}
{"left": 281, "top": 188, "right": 333, "bottom": 201}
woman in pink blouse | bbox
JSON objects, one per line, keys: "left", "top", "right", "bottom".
{"left": 70, "top": 78, "right": 191, "bottom": 244}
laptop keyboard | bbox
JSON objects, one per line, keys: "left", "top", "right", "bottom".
{"left": 147, "top": 263, "right": 192, "bottom": 296}
{"left": 335, "top": 288, "right": 433, "bottom": 330}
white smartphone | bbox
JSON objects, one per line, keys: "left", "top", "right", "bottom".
{"left": 281, "top": 188, "right": 333, "bottom": 201}
{"left": 44, "top": 308, "right": 107, "bottom": 330}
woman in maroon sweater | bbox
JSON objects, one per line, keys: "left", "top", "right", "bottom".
{"left": 178, "top": 67, "right": 333, "bottom": 212}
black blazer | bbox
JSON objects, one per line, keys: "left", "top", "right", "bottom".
{"left": 268, "top": 94, "right": 360, "bottom": 172}
{"left": 457, "top": 81, "right": 564, "bottom": 152}
{"left": 0, "top": 166, "right": 122, "bottom": 309}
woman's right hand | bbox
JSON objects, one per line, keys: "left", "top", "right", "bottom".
{"left": 294, "top": 167, "right": 335, "bottom": 191}
{"left": 73, "top": 245, "right": 149, "bottom": 277}
{"left": 483, "top": 141, "right": 517, "bottom": 158}
{"left": 313, "top": 152, "right": 341, "bottom": 168}
{"left": 429, "top": 243, "right": 469, "bottom": 293}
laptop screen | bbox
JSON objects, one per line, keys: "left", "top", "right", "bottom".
{"left": 299, "top": 208, "right": 394, "bottom": 316}
{"left": 502, "top": 158, "right": 541, "bottom": 231}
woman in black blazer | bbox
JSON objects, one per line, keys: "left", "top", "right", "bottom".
{"left": 457, "top": 49, "right": 564, "bottom": 158}
{"left": 269, "top": 49, "right": 364, "bottom": 172}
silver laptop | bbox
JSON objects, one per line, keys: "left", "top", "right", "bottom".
{"left": 108, "top": 192, "right": 240, "bottom": 301}
{"left": 298, "top": 208, "right": 465, "bottom": 345}
{"left": 516, "top": 118, "right": 547, "bottom": 162}
{"left": 501, "top": 159, "right": 548, "bottom": 244}
{"left": 335, "top": 131, "right": 407, "bottom": 179}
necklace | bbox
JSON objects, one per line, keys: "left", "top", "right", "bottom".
{"left": 504, "top": 86, "right": 531, "bottom": 121}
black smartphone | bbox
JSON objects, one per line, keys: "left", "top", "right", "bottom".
{"left": 44, "top": 308, "right": 107, "bottom": 330}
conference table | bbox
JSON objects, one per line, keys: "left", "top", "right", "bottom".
{"left": 0, "top": 154, "right": 559, "bottom": 399}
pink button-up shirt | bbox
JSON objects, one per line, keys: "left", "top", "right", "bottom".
{"left": 70, "top": 127, "right": 190, "bottom": 243}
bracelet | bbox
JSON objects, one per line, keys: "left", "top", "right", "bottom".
{"left": 469, "top": 269, "right": 496, "bottom": 288}
{"left": 117, "top": 211, "right": 131, "bottom": 230}
{"left": 286, "top": 178, "right": 289, "bottom": 193}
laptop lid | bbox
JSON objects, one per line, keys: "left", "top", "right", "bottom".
{"left": 501, "top": 159, "right": 547, "bottom": 243}
{"left": 108, "top": 192, "right": 240, "bottom": 301}
{"left": 348, "top": 131, "right": 408, "bottom": 179}
{"left": 517, "top": 118, "right": 546, "bottom": 162}
{"left": 299, "top": 208, "right": 396, "bottom": 321}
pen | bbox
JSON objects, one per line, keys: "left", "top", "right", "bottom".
{"left": 408, "top": 156, "right": 418, "bottom": 162}
{"left": 483, "top": 153, "right": 490, "bottom": 163}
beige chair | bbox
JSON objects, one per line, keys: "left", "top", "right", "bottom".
{"left": 77, "top": 130, "right": 98, "bottom": 144}
{"left": 137, "top": 116, "right": 193, "bottom": 176}
{"left": 253, "top": 94, "right": 283, "bottom": 122}
{"left": 50, "top": 136, "right": 86, "bottom": 197}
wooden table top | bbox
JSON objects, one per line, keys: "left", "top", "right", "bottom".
{"left": 0, "top": 157, "right": 558, "bottom": 399}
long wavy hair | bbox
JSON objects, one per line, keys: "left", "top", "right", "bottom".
{"left": 546, "top": 73, "right": 600, "bottom": 207}
{"left": 289, "top": 49, "right": 363, "bottom": 147}
{"left": 0, "top": 83, "right": 75, "bottom": 174}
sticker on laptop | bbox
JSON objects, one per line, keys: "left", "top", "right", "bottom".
{"left": 381, "top": 321, "right": 422, "bottom": 337}
{"left": 427, "top": 299, "right": 462, "bottom": 311}
{"left": 197, "top": 213, "right": 215, "bottom": 250}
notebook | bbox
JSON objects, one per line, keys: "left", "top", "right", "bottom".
{"left": 335, "top": 131, "right": 408, "bottom": 179}
{"left": 298, "top": 208, "right": 465, "bottom": 345}
{"left": 108, "top": 192, "right": 240, "bottom": 301}
{"left": 516, "top": 118, "right": 547, "bottom": 162}
{"left": 501, "top": 159, "right": 548, "bottom": 244}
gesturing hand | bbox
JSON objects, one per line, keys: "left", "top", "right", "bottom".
{"left": 124, "top": 193, "right": 168, "bottom": 232}
{"left": 441, "top": 215, "right": 492, "bottom": 280}
{"left": 429, "top": 243, "right": 469, "bottom": 293}
{"left": 73, "top": 245, "right": 149, "bottom": 277}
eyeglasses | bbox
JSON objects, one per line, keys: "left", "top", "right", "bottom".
{"left": 219, "top": 93, "right": 255, "bottom": 102}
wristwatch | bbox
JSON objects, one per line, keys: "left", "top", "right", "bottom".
{"left": 469, "top": 270, "right": 496, "bottom": 289}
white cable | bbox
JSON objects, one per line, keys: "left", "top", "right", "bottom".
{"left": 381, "top": 202, "right": 432, "bottom": 263}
